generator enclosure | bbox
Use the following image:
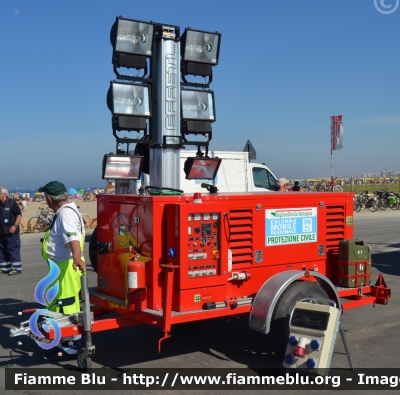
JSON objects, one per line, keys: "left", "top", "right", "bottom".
{"left": 93, "top": 191, "right": 354, "bottom": 314}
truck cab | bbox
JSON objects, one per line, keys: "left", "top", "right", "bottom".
{"left": 179, "top": 150, "right": 278, "bottom": 193}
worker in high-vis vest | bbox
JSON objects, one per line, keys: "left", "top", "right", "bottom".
{"left": 38, "top": 181, "right": 86, "bottom": 315}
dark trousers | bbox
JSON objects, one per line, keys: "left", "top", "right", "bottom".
{"left": 0, "top": 233, "right": 21, "bottom": 273}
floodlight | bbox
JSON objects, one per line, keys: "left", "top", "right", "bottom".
{"left": 107, "top": 81, "right": 151, "bottom": 131}
{"left": 183, "top": 157, "right": 221, "bottom": 180}
{"left": 114, "top": 19, "right": 154, "bottom": 56}
{"left": 102, "top": 154, "right": 143, "bottom": 180}
{"left": 181, "top": 89, "right": 215, "bottom": 121}
{"left": 110, "top": 17, "right": 154, "bottom": 76}
{"left": 182, "top": 29, "right": 221, "bottom": 65}
{"left": 181, "top": 28, "right": 221, "bottom": 78}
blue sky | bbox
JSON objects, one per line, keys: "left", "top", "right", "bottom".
{"left": 1, "top": 0, "right": 399, "bottom": 189}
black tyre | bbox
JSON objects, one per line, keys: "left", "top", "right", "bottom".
{"left": 367, "top": 200, "right": 377, "bottom": 212}
{"left": 376, "top": 198, "right": 385, "bottom": 210}
{"left": 34, "top": 221, "right": 48, "bottom": 233}
{"left": 82, "top": 214, "right": 91, "bottom": 228}
{"left": 77, "top": 349, "right": 92, "bottom": 372}
{"left": 355, "top": 202, "right": 362, "bottom": 212}
{"left": 270, "top": 281, "right": 328, "bottom": 354}
{"left": 28, "top": 216, "right": 40, "bottom": 233}
{"left": 89, "top": 227, "right": 98, "bottom": 273}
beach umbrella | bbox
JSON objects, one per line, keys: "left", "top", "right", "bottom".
{"left": 67, "top": 187, "right": 78, "bottom": 195}
{"left": 77, "top": 189, "right": 84, "bottom": 194}
{"left": 34, "top": 192, "right": 42, "bottom": 195}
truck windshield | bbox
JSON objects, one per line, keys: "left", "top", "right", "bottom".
{"left": 252, "top": 167, "right": 277, "bottom": 190}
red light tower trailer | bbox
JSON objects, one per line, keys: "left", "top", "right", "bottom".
{"left": 10, "top": 17, "right": 390, "bottom": 371}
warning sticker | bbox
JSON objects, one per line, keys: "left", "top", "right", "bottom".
{"left": 266, "top": 207, "right": 317, "bottom": 246}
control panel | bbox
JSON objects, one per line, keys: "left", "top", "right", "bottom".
{"left": 187, "top": 212, "right": 220, "bottom": 278}
{"left": 283, "top": 300, "right": 341, "bottom": 375}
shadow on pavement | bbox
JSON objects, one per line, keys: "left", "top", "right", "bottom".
{"left": 372, "top": 250, "right": 400, "bottom": 277}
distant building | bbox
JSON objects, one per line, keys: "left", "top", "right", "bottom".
{"left": 381, "top": 169, "right": 389, "bottom": 177}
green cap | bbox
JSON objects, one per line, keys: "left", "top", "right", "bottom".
{"left": 38, "top": 181, "right": 67, "bottom": 196}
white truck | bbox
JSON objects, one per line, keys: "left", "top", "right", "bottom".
{"left": 133, "top": 150, "right": 278, "bottom": 194}
{"left": 180, "top": 150, "right": 278, "bottom": 193}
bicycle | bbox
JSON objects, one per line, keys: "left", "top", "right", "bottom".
{"left": 375, "top": 190, "right": 390, "bottom": 211}
{"left": 326, "top": 178, "right": 343, "bottom": 192}
{"left": 28, "top": 207, "right": 54, "bottom": 233}
{"left": 388, "top": 192, "right": 400, "bottom": 210}
{"left": 77, "top": 206, "right": 92, "bottom": 229}
{"left": 354, "top": 191, "right": 377, "bottom": 212}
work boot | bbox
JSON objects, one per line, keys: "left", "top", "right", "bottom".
{"left": 8, "top": 270, "right": 21, "bottom": 276}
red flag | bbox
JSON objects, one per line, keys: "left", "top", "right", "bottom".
{"left": 331, "top": 115, "right": 343, "bottom": 150}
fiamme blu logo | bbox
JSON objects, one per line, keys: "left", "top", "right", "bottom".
{"left": 28, "top": 260, "right": 62, "bottom": 349}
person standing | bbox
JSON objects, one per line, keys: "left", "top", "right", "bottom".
{"left": 0, "top": 186, "right": 22, "bottom": 275}
{"left": 38, "top": 181, "right": 86, "bottom": 314}
{"left": 292, "top": 181, "right": 302, "bottom": 191}
{"left": 277, "top": 178, "right": 289, "bottom": 192}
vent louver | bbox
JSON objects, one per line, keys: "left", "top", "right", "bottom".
{"left": 228, "top": 209, "right": 253, "bottom": 264}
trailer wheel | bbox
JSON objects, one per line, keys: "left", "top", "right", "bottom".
{"left": 89, "top": 227, "right": 98, "bottom": 273}
{"left": 270, "top": 281, "right": 328, "bottom": 353}
{"left": 77, "top": 349, "right": 92, "bottom": 372}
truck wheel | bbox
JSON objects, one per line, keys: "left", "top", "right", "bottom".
{"left": 270, "top": 281, "right": 328, "bottom": 354}
{"left": 89, "top": 227, "right": 98, "bottom": 273}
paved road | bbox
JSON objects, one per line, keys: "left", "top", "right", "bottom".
{"left": 1, "top": 210, "right": 399, "bottom": 393}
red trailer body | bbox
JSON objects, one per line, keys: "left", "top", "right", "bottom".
{"left": 85, "top": 190, "right": 388, "bottom": 343}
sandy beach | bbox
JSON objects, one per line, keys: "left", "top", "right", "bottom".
{"left": 19, "top": 198, "right": 97, "bottom": 231}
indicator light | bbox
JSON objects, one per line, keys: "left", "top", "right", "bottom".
{"left": 167, "top": 247, "right": 176, "bottom": 258}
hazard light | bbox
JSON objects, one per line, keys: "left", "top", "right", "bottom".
{"left": 102, "top": 154, "right": 143, "bottom": 180}
{"left": 183, "top": 157, "right": 221, "bottom": 180}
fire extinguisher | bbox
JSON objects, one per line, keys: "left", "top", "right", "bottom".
{"left": 127, "top": 251, "right": 146, "bottom": 292}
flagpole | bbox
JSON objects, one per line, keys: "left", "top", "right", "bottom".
{"left": 330, "top": 116, "right": 333, "bottom": 181}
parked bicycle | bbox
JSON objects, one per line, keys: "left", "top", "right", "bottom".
{"left": 315, "top": 178, "right": 343, "bottom": 192}
{"left": 354, "top": 191, "right": 377, "bottom": 212}
{"left": 27, "top": 207, "right": 54, "bottom": 233}
{"left": 77, "top": 206, "right": 92, "bottom": 229}
{"left": 376, "top": 190, "right": 400, "bottom": 211}
{"left": 388, "top": 192, "right": 400, "bottom": 210}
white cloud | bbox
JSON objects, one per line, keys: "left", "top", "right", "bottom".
{"left": 13, "top": 9, "right": 20, "bottom": 15}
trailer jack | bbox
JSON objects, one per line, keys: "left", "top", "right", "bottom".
{"left": 77, "top": 272, "right": 96, "bottom": 371}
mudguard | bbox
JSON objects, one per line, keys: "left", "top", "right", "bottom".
{"left": 249, "top": 270, "right": 340, "bottom": 334}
